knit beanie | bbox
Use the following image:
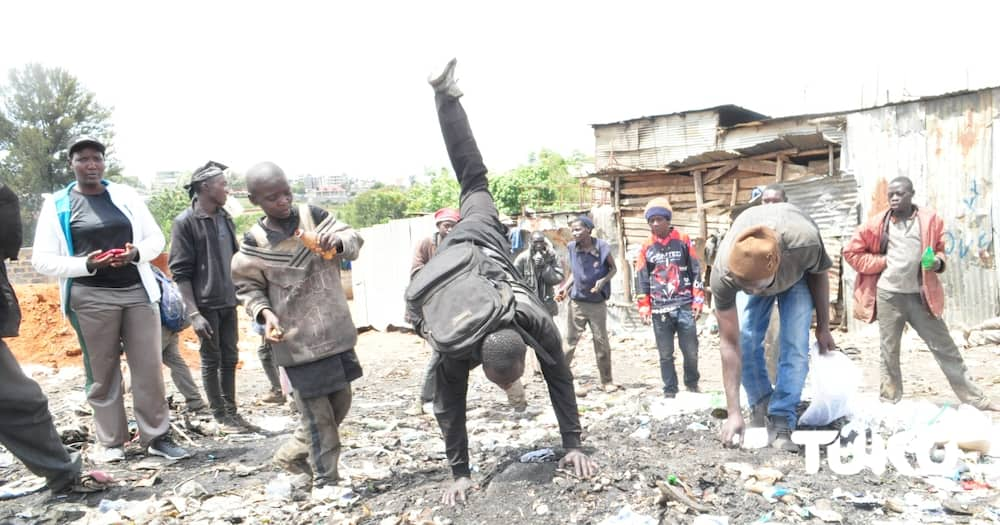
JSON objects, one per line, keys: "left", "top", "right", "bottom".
{"left": 644, "top": 197, "right": 673, "bottom": 221}
{"left": 728, "top": 226, "right": 781, "bottom": 282}
{"left": 574, "top": 215, "right": 595, "bottom": 230}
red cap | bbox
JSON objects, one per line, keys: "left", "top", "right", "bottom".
{"left": 434, "top": 208, "right": 460, "bottom": 224}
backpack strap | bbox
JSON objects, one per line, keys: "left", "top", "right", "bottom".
{"left": 511, "top": 324, "right": 557, "bottom": 366}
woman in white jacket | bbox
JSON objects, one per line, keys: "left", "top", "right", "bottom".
{"left": 32, "top": 137, "right": 188, "bottom": 462}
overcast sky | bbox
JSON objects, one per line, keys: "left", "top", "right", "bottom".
{"left": 2, "top": 1, "right": 998, "bottom": 185}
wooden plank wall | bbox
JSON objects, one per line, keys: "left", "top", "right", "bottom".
{"left": 615, "top": 150, "right": 845, "bottom": 323}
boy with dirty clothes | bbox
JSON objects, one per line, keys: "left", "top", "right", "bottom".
{"left": 230, "top": 162, "right": 364, "bottom": 487}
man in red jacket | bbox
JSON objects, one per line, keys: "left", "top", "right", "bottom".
{"left": 843, "top": 176, "right": 997, "bottom": 410}
{"left": 634, "top": 197, "right": 704, "bottom": 398}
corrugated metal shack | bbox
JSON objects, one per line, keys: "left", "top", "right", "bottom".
{"left": 593, "top": 106, "right": 855, "bottom": 324}
{"left": 842, "top": 87, "right": 1000, "bottom": 328}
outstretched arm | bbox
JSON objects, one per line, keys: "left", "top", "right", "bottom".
{"left": 717, "top": 306, "right": 745, "bottom": 447}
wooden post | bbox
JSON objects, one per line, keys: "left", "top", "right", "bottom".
{"left": 828, "top": 145, "right": 834, "bottom": 177}
{"left": 694, "top": 170, "right": 708, "bottom": 245}
{"left": 614, "top": 175, "right": 632, "bottom": 300}
{"left": 775, "top": 156, "right": 784, "bottom": 182}
{"left": 730, "top": 178, "right": 739, "bottom": 207}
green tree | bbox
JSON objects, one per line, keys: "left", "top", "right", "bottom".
{"left": 146, "top": 186, "right": 190, "bottom": 248}
{"left": 0, "top": 64, "right": 120, "bottom": 241}
{"left": 406, "top": 166, "right": 460, "bottom": 214}
{"left": 338, "top": 186, "right": 408, "bottom": 228}
{"left": 489, "top": 149, "right": 585, "bottom": 216}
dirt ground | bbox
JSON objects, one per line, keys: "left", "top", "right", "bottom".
{"left": 1, "top": 283, "right": 999, "bottom": 524}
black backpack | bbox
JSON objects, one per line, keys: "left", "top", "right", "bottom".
{"left": 405, "top": 242, "right": 516, "bottom": 358}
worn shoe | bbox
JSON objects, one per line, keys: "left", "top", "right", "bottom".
{"left": 56, "top": 470, "right": 113, "bottom": 494}
{"left": 974, "top": 399, "right": 1000, "bottom": 412}
{"left": 428, "top": 58, "right": 463, "bottom": 98}
{"left": 274, "top": 454, "right": 313, "bottom": 477}
{"left": 686, "top": 384, "right": 701, "bottom": 393}
{"left": 227, "top": 413, "right": 263, "bottom": 432}
{"left": 147, "top": 434, "right": 189, "bottom": 460}
{"left": 89, "top": 445, "right": 125, "bottom": 464}
{"left": 768, "top": 416, "right": 799, "bottom": 453}
{"left": 750, "top": 395, "right": 770, "bottom": 428}
{"left": 602, "top": 383, "right": 620, "bottom": 393}
{"left": 261, "top": 390, "right": 286, "bottom": 404}
{"left": 185, "top": 401, "right": 208, "bottom": 414}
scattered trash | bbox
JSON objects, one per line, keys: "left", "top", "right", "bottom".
{"left": 598, "top": 506, "right": 657, "bottom": 525}
{"left": 97, "top": 498, "right": 128, "bottom": 513}
{"left": 806, "top": 499, "right": 843, "bottom": 523}
{"left": 692, "top": 516, "right": 729, "bottom": 525}
{"left": 175, "top": 480, "right": 207, "bottom": 499}
{"left": 742, "top": 427, "right": 769, "bottom": 449}
{"left": 134, "top": 472, "right": 159, "bottom": 488}
{"left": 519, "top": 448, "right": 555, "bottom": 463}
{"left": 0, "top": 476, "right": 47, "bottom": 500}
{"left": 686, "top": 422, "right": 709, "bottom": 432}
{"left": 799, "top": 347, "right": 860, "bottom": 426}
{"left": 629, "top": 423, "right": 651, "bottom": 440}
{"left": 884, "top": 497, "right": 905, "bottom": 513}
{"left": 265, "top": 476, "right": 293, "bottom": 501}
{"left": 657, "top": 480, "right": 712, "bottom": 513}
{"left": 761, "top": 486, "right": 790, "bottom": 502}
{"left": 534, "top": 503, "right": 549, "bottom": 515}
{"left": 941, "top": 497, "right": 978, "bottom": 515}
{"left": 960, "top": 479, "right": 990, "bottom": 491}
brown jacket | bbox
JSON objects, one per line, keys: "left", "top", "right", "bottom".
{"left": 410, "top": 233, "right": 439, "bottom": 276}
{"left": 231, "top": 207, "right": 363, "bottom": 367}
{"left": 843, "top": 206, "right": 947, "bottom": 323}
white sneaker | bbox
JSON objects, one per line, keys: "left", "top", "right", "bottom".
{"left": 89, "top": 445, "right": 125, "bottom": 464}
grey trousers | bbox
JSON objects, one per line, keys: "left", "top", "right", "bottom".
{"left": 0, "top": 339, "right": 81, "bottom": 491}
{"left": 161, "top": 326, "right": 206, "bottom": 410}
{"left": 277, "top": 386, "right": 353, "bottom": 485}
{"left": 564, "top": 299, "right": 613, "bottom": 384}
{"left": 877, "top": 289, "right": 989, "bottom": 407}
{"left": 69, "top": 284, "right": 170, "bottom": 447}
{"left": 257, "top": 340, "right": 282, "bottom": 393}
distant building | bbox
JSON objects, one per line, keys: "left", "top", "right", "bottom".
{"left": 151, "top": 170, "right": 185, "bottom": 192}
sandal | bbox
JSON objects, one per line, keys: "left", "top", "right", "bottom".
{"left": 68, "top": 470, "right": 113, "bottom": 493}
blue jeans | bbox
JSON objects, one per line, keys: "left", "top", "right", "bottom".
{"left": 737, "top": 277, "right": 812, "bottom": 429}
{"left": 651, "top": 305, "right": 699, "bottom": 394}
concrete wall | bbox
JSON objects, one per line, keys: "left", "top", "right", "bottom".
{"left": 5, "top": 248, "right": 55, "bottom": 285}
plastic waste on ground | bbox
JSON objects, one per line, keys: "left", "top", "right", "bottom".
{"left": 519, "top": 448, "right": 555, "bottom": 463}
{"left": 742, "top": 427, "right": 769, "bottom": 449}
{"left": 597, "top": 505, "right": 657, "bottom": 525}
{"left": 799, "top": 344, "right": 860, "bottom": 426}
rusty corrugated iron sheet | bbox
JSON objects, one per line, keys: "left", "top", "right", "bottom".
{"left": 594, "top": 110, "right": 722, "bottom": 173}
{"left": 842, "top": 88, "right": 999, "bottom": 328}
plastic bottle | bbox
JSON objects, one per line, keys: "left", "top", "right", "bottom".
{"left": 294, "top": 229, "right": 336, "bottom": 260}
{"left": 921, "top": 247, "right": 936, "bottom": 270}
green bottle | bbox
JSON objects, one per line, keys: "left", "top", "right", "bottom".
{"left": 921, "top": 247, "right": 935, "bottom": 270}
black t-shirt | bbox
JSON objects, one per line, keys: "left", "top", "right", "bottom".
{"left": 69, "top": 190, "right": 141, "bottom": 288}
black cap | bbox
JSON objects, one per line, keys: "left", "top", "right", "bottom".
{"left": 68, "top": 136, "right": 107, "bottom": 157}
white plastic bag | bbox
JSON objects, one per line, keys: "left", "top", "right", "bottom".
{"left": 798, "top": 345, "right": 860, "bottom": 426}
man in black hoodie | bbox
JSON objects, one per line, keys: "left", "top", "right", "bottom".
{"left": 407, "top": 59, "right": 596, "bottom": 505}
